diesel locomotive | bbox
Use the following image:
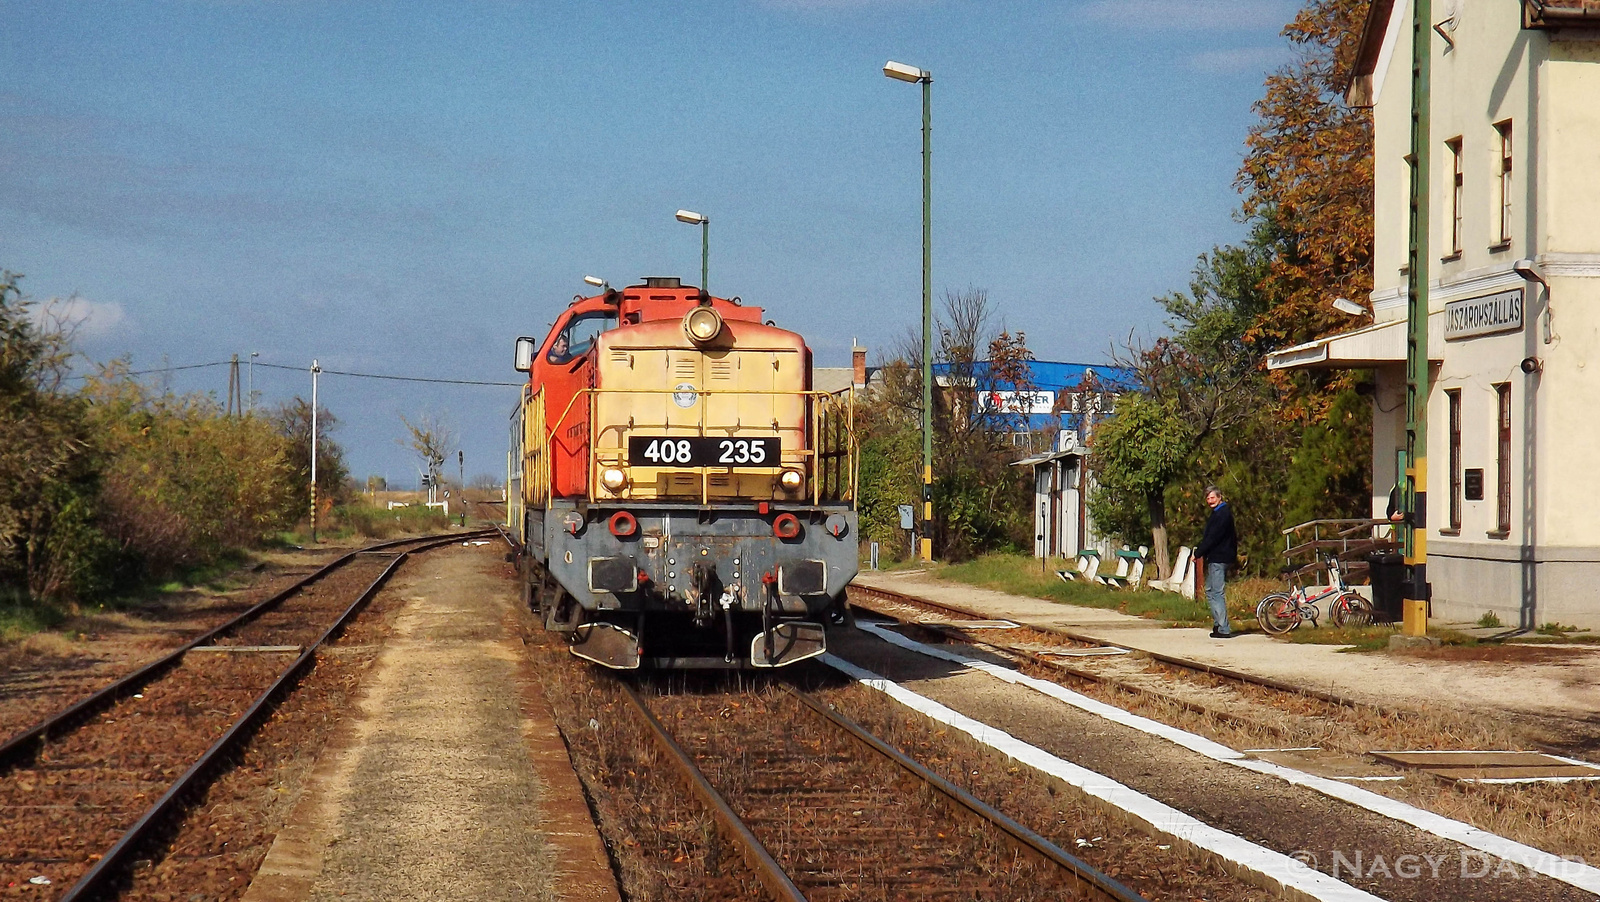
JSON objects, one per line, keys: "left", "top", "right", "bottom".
{"left": 507, "top": 277, "right": 859, "bottom": 669}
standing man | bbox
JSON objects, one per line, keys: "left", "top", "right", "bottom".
{"left": 1194, "top": 485, "right": 1237, "bottom": 639}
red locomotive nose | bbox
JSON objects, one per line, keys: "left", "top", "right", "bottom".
{"left": 772, "top": 513, "right": 802, "bottom": 540}
{"left": 608, "top": 511, "right": 639, "bottom": 537}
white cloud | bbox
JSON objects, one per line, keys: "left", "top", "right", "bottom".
{"left": 1080, "top": 0, "right": 1296, "bottom": 31}
{"left": 1186, "top": 45, "right": 1295, "bottom": 74}
{"left": 33, "top": 295, "right": 130, "bottom": 343}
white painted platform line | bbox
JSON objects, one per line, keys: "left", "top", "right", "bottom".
{"left": 1465, "top": 776, "right": 1600, "bottom": 785}
{"left": 857, "top": 622, "right": 1600, "bottom": 895}
{"left": 821, "top": 654, "right": 1383, "bottom": 902}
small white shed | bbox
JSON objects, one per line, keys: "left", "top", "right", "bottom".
{"left": 1012, "top": 431, "right": 1102, "bottom": 560}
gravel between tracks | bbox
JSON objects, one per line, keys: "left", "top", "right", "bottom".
{"left": 0, "top": 554, "right": 341, "bottom": 742}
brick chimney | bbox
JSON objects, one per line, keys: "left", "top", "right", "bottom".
{"left": 852, "top": 343, "right": 867, "bottom": 389}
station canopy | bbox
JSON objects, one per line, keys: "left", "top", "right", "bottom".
{"left": 1266, "top": 317, "right": 1442, "bottom": 371}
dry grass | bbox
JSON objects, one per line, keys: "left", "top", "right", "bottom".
{"left": 16, "top": 630, "right": 79, "bottom": 657}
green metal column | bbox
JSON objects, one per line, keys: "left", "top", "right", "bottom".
{"left": 701, "top": 220, "right": 709, "bottom": 299}
{"left": 920, "top": 74, "right": 934, "bottom": 563}
{"left": 1403, "top": 0, "right": 1432, "bottom": 636}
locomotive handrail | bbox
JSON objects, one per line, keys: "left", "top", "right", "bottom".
{"left": 542, "top": 386, "right": 855, "bottom": 506}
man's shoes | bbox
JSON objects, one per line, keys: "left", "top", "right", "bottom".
{"left": 1210, "top": 629, "right": 1235, "bottom": 639}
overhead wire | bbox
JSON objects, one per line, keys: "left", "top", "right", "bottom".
{"left": 73, "top": 359, "right": 522, "bottom": 387}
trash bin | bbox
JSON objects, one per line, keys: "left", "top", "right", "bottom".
{"left": 1367, "top": 552, "right": 1405, "bottom": 623}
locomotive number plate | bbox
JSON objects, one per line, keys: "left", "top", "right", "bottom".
{"left": 628, "top": 436, "right": 780, "bottom": 468}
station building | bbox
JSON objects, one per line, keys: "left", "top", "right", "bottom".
{"left": 1268, "top": 0, "right": 1600, "bottom": 627}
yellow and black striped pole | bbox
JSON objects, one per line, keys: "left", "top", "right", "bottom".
{"left": 1402, "top": 0, "right": 1432, "bottom": 636}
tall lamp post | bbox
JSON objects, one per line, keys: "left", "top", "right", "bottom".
{"left": 248, "top": 351, "right": 259, "bottom": 414}
{"left": 675, "top": 209, "right": 710, "bottom": 298}
{"left": 884, "top": 59, "right": 934, "bottom": 563}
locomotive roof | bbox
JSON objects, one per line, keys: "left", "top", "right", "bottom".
{"left": 571, "top": 282, "right": 767, "bottom": 326}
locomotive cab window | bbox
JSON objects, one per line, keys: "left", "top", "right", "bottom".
{"left": 548, "top": 311, "right": 616, "bottom": 363}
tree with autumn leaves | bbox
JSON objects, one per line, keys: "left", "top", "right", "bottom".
{"left": 1090, "top": 0, "right": 1376, "bottom": 576}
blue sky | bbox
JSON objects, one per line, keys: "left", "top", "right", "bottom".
{"left": 2, "top": 0, "right": 1300, "bottom": 485}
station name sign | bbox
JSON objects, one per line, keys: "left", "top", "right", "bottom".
{"left": 1445, "top": 288, "right": 1523, "bottom": 341}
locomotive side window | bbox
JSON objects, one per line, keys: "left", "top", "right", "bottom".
{"left": 548, "top": 311, "right": 616, "bottom": 363}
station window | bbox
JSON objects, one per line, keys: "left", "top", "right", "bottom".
{"left": 1495, "top": 382, "right": 1512, "bottom": 534}
{"left": 1447, "top": 389, "right": 1462, "bottom": 532}
{"left": 1495, "top": 120, "right": 1513, "bottom": 247}
{"left": 1446, "top": 137, "right": 1464, "bottom": 258}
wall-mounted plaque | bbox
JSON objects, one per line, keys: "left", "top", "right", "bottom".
{"left": 1445, "top": 288, "right": 1524, "bottom": 341}
{"left": 1464, "top": 468, "right": 1485, "bottom": 501}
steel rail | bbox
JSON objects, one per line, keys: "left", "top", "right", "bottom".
{"left": 57, "top": 531, "right": 476, "bottom": 901}
{"left": 618, "top": 682, "right": 808, "bottom": 902}
{"left": 847, "top": 583, "right": 1391, "bottom": 715}
{"left": 785, "top": 687, "right": 1149, "bottom": 902}
{"left": 850, "top": 584, "right": 1588, "bottom": 762}
{"left": 879, "top": 617, "right": 1299, "bottom": 742}
{"left": 0, "top": 530, "right": 492, "bottom": 772}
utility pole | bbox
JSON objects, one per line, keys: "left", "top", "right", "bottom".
{"left": 1402, "top": 0, "right": 1432, "bottom": 637}
{"left": 226, "top": 354, "right": 241, "bottom": 416}
{"left": 310, "top": 360, "right": 321, "bottom": 544}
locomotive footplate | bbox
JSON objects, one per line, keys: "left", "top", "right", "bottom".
{"left": 750, "top": 622, "right": 826, "bottom": 667}
{"left": 570, "top": 622, "right": 642, "bottom": 670}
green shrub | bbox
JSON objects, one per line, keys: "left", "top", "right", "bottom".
{"left": 329, "top": 501, "right": 454, "bottom": 540}
{"left": 82, "top": 370, "right": 298, "bottom": 579}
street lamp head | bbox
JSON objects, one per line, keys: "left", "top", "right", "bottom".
{"left": 883, "top": 60, "right": 929, "bottom": 83}
{"left": 1513, "top": 258, "right": 1548, "bottom": 287}
{"left": 583, "top": 275, "right": 607, "bottom": 288}
{"left": 250, "top": 351, "right": 259, "bottom": 358}
{"left": 1331, "top": 297, "right": 1369, "bottom": 317}
{"left": 675, "top": 209, "right": 707, "bottom": 225}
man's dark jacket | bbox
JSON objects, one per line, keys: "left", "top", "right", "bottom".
{"left": 1194, "top": 502, "right": 1237, "bottom": 567}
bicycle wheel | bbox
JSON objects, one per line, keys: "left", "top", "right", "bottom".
{"left": 1256, "top": 593, "right": 1301, "bottom": 635}
{"left": 1330, "top": 591, "right": 1375, "bottom": 627}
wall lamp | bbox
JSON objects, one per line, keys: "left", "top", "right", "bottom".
{"left": 1513, "top": 258, "right": 1547, "bottom": 287}
{"left": 1514, "top": 258, "right": 1556, "bottom": 344}
{"left": 1331, "top": 297, "right": 1369, "bottom": 316}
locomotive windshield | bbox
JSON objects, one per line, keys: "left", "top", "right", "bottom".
{"left": 548, "top": 310, "right": 616, "bottom": 363}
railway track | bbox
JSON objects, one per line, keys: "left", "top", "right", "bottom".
{"left": 0, "top": 530, "right": 494, "bottom": 900}
{"left": 843, "top": 582, "right": 1404, "bottom": 742}
{"left": 620, "top": 677, "right": 1148, "bottom": 902}
{"left": 845, "top": 582, "right": 1600, "bottom": 774}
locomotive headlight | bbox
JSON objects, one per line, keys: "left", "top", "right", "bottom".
{"left": 779, "top": 469, "right": 804, "bottom": 490}
{"left": 683, "top": 306, "right": 724, "bottom": 344}
{"left": 600, "top": 467, "right": 628, "bottom": 490}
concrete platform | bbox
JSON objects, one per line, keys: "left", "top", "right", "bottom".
{"left": 854, "top": 568, "right": 1600, "bottom": 726}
